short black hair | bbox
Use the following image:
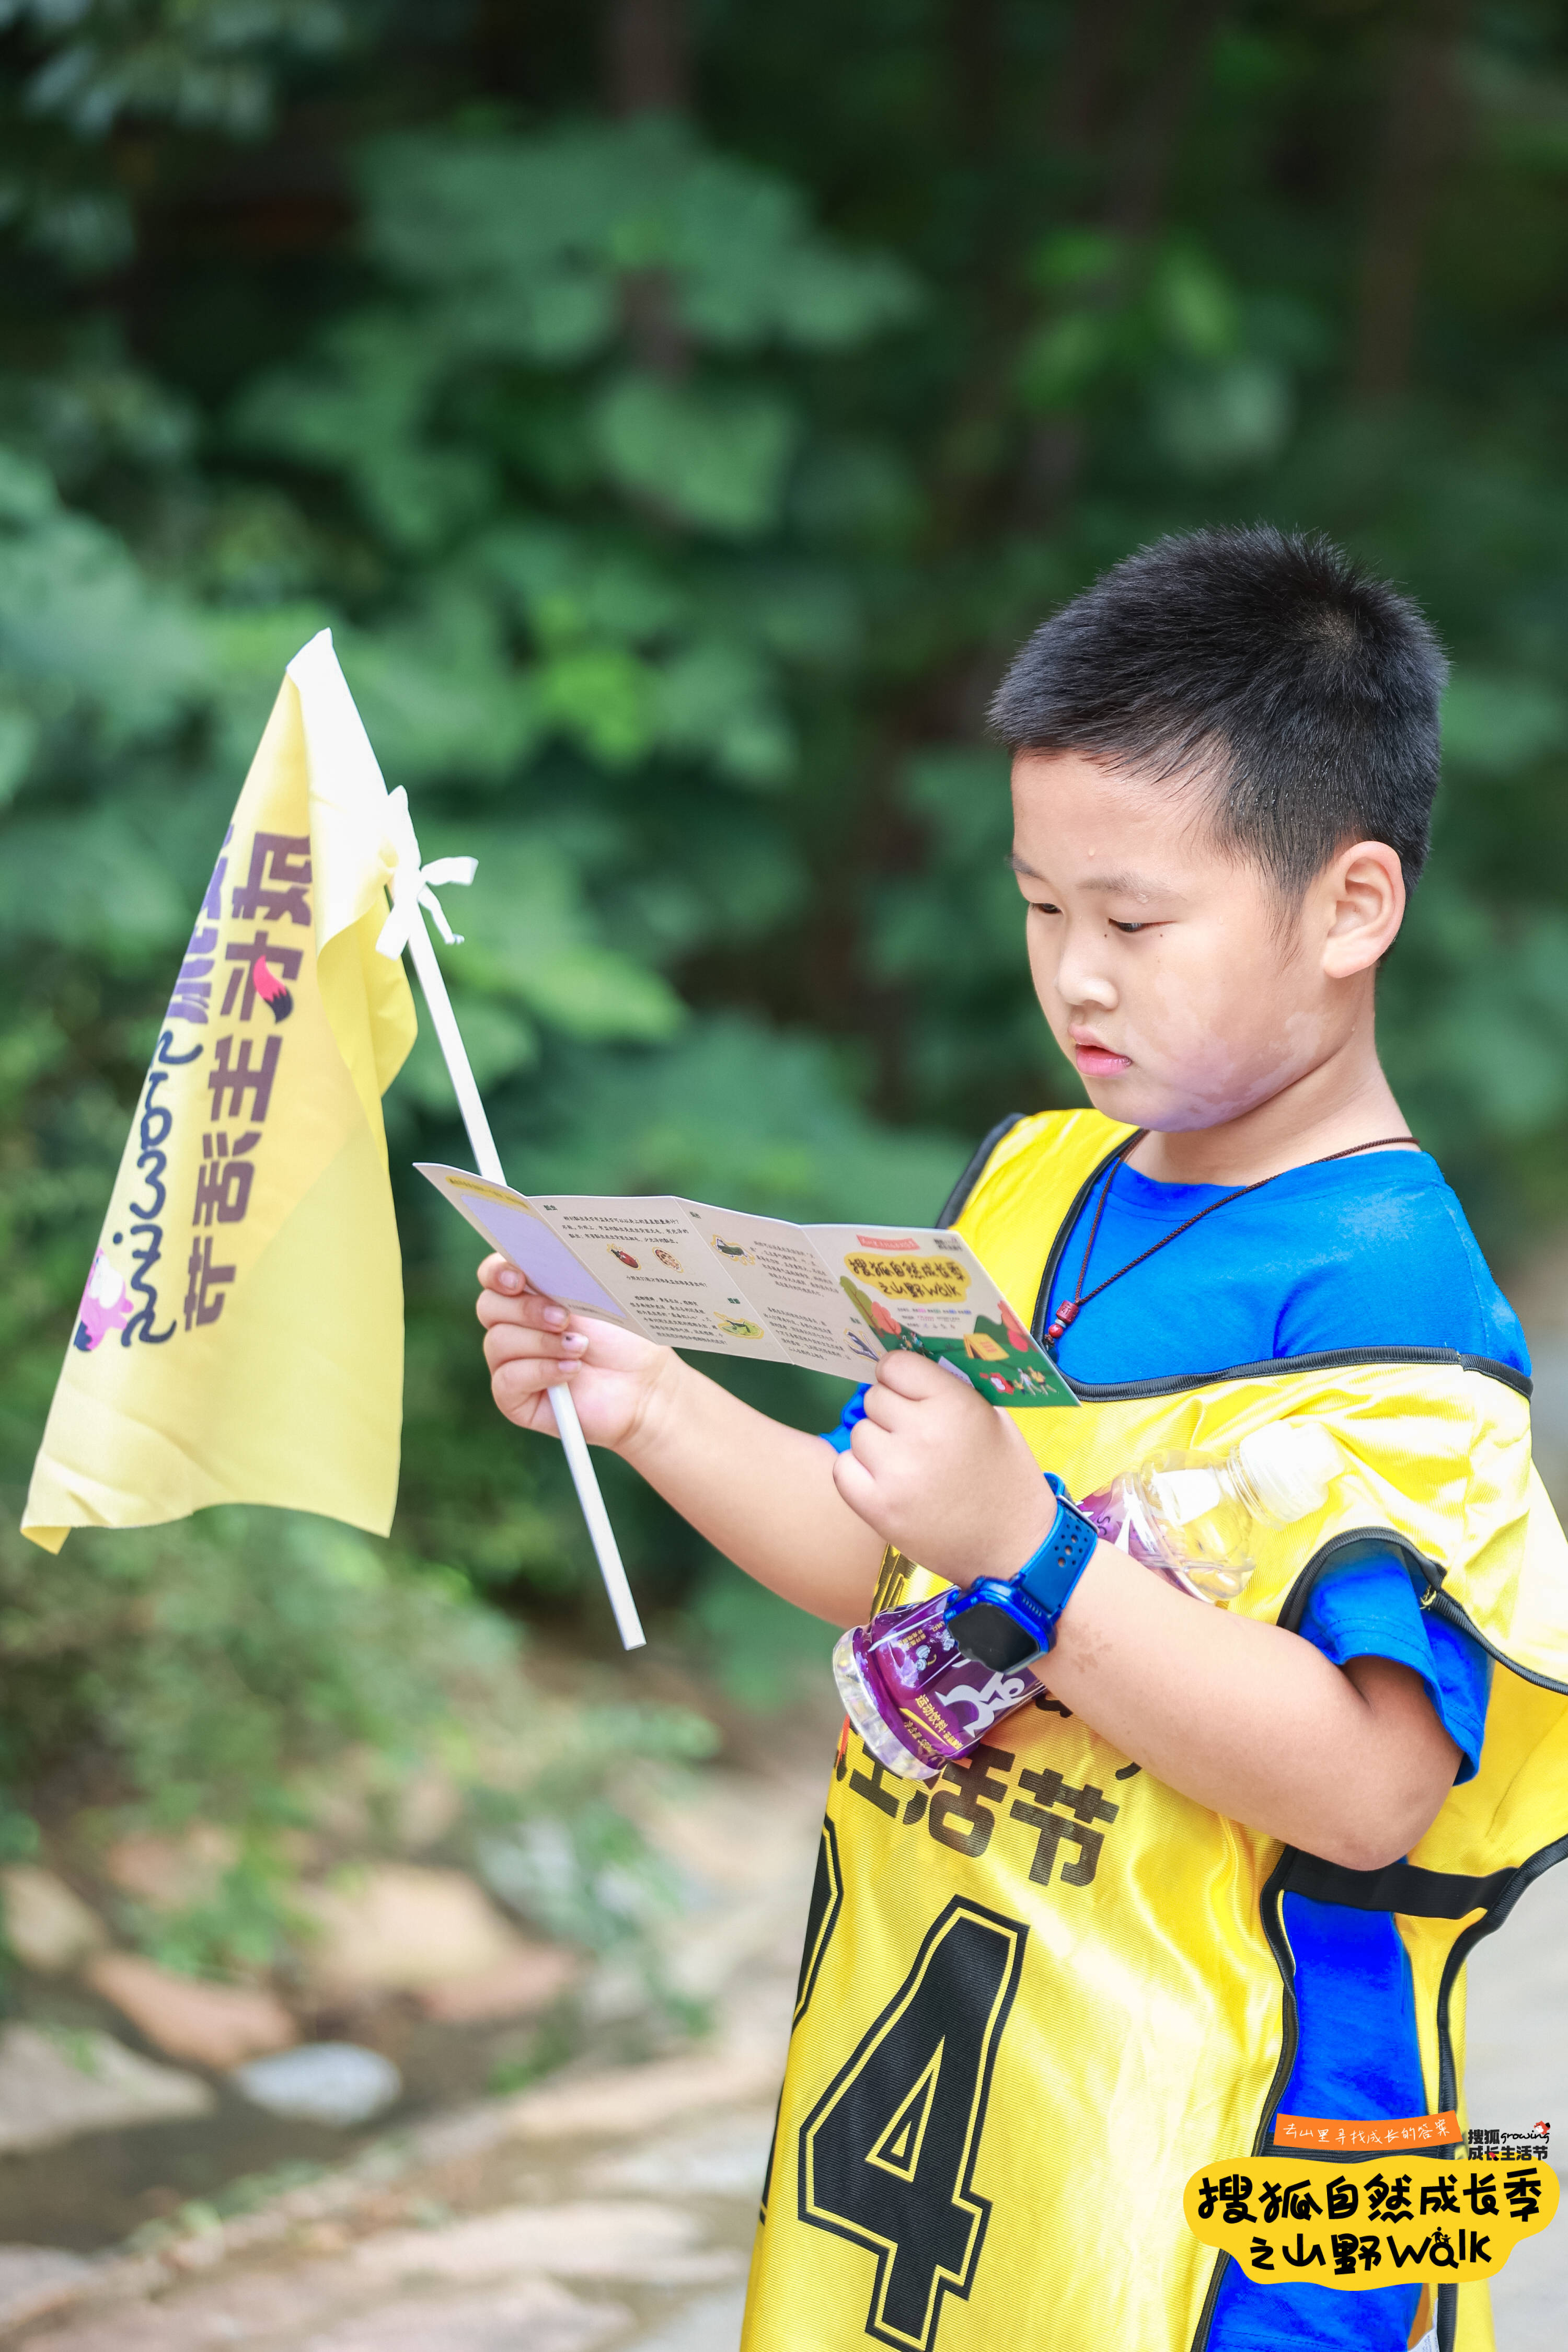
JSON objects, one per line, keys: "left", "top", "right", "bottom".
{"left": 987, "top": 525, "right": 1447, "bottom": 896}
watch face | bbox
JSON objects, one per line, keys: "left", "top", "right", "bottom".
{"left": 949, "top": 1598, "right": 1040, "bottom": 1673}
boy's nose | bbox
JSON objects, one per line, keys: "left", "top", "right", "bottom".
{"left": 1053, "top": 936, "right": 1117, "bottom": 1013}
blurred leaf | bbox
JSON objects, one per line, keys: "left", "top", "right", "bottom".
{"left": 1017, "top": 311, "right": 1116, "bottom": 414}
{"left": 437, "top": 831, "right": 685, "bottom": 1043}
{"left": 1152, "top": 359, "right": 1294, "bottom": 476}
{"left": 1151, "top": 243, "right": 1241, "bottom": 361}
{"left": 396, "top": 995, "right": 539, "bottom": 1113}
{"left": 364, "top": 118, "right": 917, "bottom": 360}
{"left": 1029, "top": 228, "right": 1125, "bottom": 291}
{"left": 653, "top": 639, "right": 793, "bottom": 785}
{"left": 0, "top": 808, "right": 191, "bottom": 950}
{"left": 593, "top": 374, "right": 798, "bottom": 537}
{"left": 523, "top": 1014, "right": 963, "bottom": 1222}
{"left": 1442, "top": 672, "right": 1568, "bottom": 775}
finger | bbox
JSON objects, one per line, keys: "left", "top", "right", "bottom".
{"left": 476, "top": 1283, "right": 572, "bottom": 1334}
{"left": 478, "top": 1252, "right": 529, "bottom": 1295}
{"left": 872, "top": 1350, "right": 949, "bottom": 1400}
{"left": 483, "top": 1321, "right": 587, "bottom": 1374}
{"left": 491, "top": 1351, "right": 577, "bottom": 1424}
{"left": 831, "top": 1446, "right": 885, "bottom": 1529}
{"left": 858, "top": 1380, "right": 915, "bottom": 1432}
{"left": 847, "top": 1416, "right": 900, "bottom": 1474}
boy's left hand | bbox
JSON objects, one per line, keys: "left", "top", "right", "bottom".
{"left": 832, "top": 1351, "right": 1059, "bottom": 1588}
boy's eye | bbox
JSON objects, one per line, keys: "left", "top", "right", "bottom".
{"left": 1029, "top": 900, "right": 1062, "bottom": 917}
{"left": 1110, "top": 919, "right": 1148, "bottom": 934}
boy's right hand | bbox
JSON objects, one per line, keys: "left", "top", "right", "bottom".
{"left": 476, "top": 1256, "right": 677, "bottom": 1453}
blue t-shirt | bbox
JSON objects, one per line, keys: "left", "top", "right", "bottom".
{"left": 825, "top": 1145, "right": 1525, "bottom": 2351}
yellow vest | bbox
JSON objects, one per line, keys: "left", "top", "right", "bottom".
{"left": 741, "top": 1110, "right": 1568, "bottom": 2352}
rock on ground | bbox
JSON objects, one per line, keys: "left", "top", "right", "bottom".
{"left": 295, "top": 1866, "right": 531, "bottom": 1998}
{"left": 85, "top": 1954, "right": 296, "bottom": 2070}
{"left": 0, "top": 1757, "right": 820, "bottom": 2352}
{"left": 0, "top": 2252, "right": 91, "bottom": 2335}
{"left": 101, "top": 1828, "right": 237, "bottom": 1913}
{"left": 621, "top": 2285, "right": 750, "bottom": 2352}
{"left": 0, "top": 2025, "right": 212, "bottom": 2155}
{"left": 579, "top": 2112, "right": 775, "bottom": 2199}
{"left": 416, "top": 1941, "right": 579, "bottom": 2024}
{"left": 0, "top": 1873, "right": 104, "bottom": 1976}
{"left": 349, "top": 2201, "right": 736, "bottom": 2289}
{"left": 232, "top": 2044, "right": 402, "bottom": 2128}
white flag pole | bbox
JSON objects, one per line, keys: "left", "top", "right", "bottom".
{"left": 400, "top": 906, "right": 647, "bottom": 1654}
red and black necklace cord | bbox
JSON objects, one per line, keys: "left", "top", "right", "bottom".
{"left": 1042, "top": 1133, "right": 1421, "bottom": 1350}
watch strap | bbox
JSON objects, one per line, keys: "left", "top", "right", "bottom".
{"left": 1014, "top": 1486, "right": 1099, "bottom": 1638}
{"left": 944, "top": 1484, "right": 1101, "bottom": 1667}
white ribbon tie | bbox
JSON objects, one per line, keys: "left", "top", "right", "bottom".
{"left": 374, "top": 786, "right": 477, "bottom": 960}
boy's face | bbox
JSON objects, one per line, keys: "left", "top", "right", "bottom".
{"left": 1010, "top": 750, "right": 1370, "bottom": 1135}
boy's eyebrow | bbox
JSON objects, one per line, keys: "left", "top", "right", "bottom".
{"left": 1007, "top": 850, "right": 1163, "bottom": 896}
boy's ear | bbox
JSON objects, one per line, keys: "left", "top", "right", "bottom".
{"left": 1318, "top": 840, "right": 1405, "bottom": 978}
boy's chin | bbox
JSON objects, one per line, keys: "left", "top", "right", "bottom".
{"left": 1076, "top": 1070, "right": 1206, "bottom": 1134}
{"left": 1076, "top": 1067, "right": 1152, "bottom": 1122}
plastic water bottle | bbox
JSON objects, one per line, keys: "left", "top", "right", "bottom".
{"left": 1076, "top": 1418, "right": 1344, "bottom": 1602}
{"left": 833, "top": 1419, "right": 1344, "bottom": 1781}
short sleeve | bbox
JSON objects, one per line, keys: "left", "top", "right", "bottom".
{"left": 821, "top": 1385, "right": 869, "bottom": 1453}
{"left": 1297, "top": 1549, "right": 1492, "bottom": 1783}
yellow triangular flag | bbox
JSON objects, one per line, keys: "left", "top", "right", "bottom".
{"left": 22, "top": 631, "right": 417, "bottom": 1551}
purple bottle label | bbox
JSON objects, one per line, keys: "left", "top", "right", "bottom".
{"left": 848, "top": 1590, "right": 1047, "bottom": 1773}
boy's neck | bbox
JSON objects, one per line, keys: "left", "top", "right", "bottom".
{"left": 1125, "top": 1042, "right": 1416, "bottom": 1190}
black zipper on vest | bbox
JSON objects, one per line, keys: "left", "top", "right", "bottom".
{"left": 1423, "top": 1579, "right": 1568, "bottom": 1690}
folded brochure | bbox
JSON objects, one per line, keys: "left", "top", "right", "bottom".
{"left": 418, "top": 1163, "right": 1076, "bottom": 1409}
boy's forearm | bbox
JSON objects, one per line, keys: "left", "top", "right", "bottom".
{"left": 833, "top": 1359, "right": 1458, "bottom": 1869}
{"left": 620, "top": 1358, "right": 885, "bottom": 1624}
{"left": 1045, "top": 1538, "right": 1458, "bottom": 1870}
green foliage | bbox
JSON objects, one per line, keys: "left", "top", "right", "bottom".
{"left": 7, "top": 0, "right": 1568, "bottom": 1872}
{"left": 0, "top": 1506, "right": 717, "bottom": 1981}
{"left": 689, "top": 1562, "right": 835, "bottom": 1712}
{"left": 0, "top": 1508, "right": 502, "bottom": 1820}
{"left": 471, "top": 1701, "right": 717, "bottom": 1956}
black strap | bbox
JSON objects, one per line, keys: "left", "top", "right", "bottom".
{"left": 1283, "top": 1853, "right": 1514, "bottom": 1919}
{"left": 936, "top": 1112, "right": 1025, "bottom": 1228}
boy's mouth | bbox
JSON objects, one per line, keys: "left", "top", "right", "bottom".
{"left": 1072, "top": 1034, "right": 1133, "bottom": 1077}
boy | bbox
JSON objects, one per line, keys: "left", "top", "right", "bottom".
{"left": 477, "top": 528, "right": 1568, "bottom": 2352}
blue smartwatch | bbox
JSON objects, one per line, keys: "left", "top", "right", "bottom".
{"left": 944, "top": 1475, "right": 1099, "bottom": 1673}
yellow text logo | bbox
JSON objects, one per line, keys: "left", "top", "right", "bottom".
{"left": 1184, "top": 2155, "right": 1557, "bottom": 2287}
